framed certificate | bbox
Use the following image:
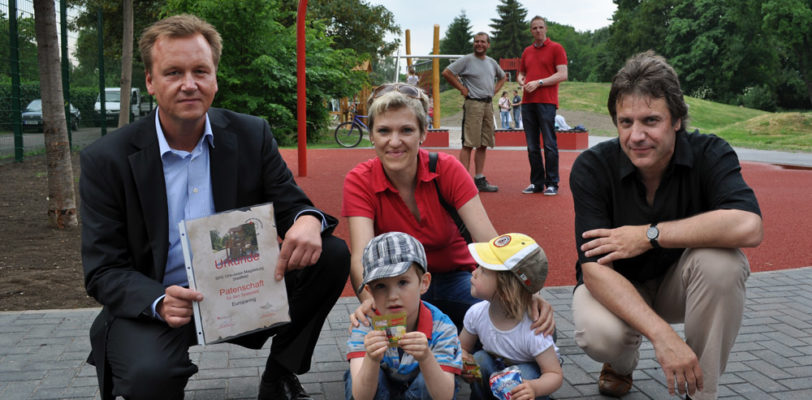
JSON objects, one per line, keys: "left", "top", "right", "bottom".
{"left": 179, "top": 202, "right": 290, "bottom": 345}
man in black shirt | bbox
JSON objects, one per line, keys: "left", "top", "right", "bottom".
{"left": 570, "top": 51, "right": 763, "bottom": 400}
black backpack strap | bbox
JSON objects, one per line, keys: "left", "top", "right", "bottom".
{"left": 429, "top": 152, "right": 472, "bottom": 243}
{"left": 428, "top": 151, "right": 439, "bottom": 173}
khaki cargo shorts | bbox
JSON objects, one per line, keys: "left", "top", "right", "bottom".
{"left": 461, "top": 98, "right": 495, "bottom": 148}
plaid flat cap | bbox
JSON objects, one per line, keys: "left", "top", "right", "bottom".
{"left": 360, "top": 232, "right": 427, "bottom": 292}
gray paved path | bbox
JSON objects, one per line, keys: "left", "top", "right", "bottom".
{"left": 2, "top": 267, "right": 812, "bottom": 399}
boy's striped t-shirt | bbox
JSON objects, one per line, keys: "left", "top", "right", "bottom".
{"left": 347, "top": 301, "right": 462, "bottom": 384}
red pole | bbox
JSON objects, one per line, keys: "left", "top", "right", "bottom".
{"left": 296, "top": 0, "right": 308, "bottom": 176}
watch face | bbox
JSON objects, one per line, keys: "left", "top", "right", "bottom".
{"left": 646, "top": 226, "right": 659, "bottom": 240}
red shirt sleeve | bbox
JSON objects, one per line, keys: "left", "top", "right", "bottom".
{"left": 342, "top": 161, "right": 376, "bottom": 218}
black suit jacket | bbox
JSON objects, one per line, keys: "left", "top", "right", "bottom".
{"left": 80, "top": 108, "right": 335, "bottom": 377}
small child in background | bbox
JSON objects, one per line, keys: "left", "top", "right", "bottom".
{"left": 345, "top": 232, "right": 462, "bottom": 400}
{"left": 461, "top": 233, "right": 563, "bottom": 400}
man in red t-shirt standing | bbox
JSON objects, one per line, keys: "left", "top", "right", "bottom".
{"left": 518, "top": 16, "right": 568, "bottom": 196}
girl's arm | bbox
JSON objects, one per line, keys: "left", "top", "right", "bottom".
{"left": 458, "top": 329, "right": 478, "bottom": 353}
{"left": 458, "top": 329, "right": 480, "bottom": 383}
{"left": 515, "top": 346, "right": 563, "bottom": 398}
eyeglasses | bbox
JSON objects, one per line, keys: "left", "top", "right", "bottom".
{"left": 371, "top": 83, "right": 423, "bottom": 100}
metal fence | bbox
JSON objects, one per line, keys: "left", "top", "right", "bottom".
{"left": 1, "top": 0, "right": 152, "bottom": 162}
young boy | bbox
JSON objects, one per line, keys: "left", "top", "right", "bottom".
{"left": 345, "top": 232, "right": 462, "bottom": 400}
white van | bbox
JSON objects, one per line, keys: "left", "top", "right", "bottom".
{"left": 94, "top": 87, "right": 152, "bottom": 123}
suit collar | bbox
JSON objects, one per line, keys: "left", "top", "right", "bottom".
{"left": 127, "top": 111, "right": 170, "bottom": 281}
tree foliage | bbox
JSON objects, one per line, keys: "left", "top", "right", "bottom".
{"left": 488, "top": 0, "right": 532, "bottom": 60}
{"left": 161, "top": 0, "right": 367, "bottom": 144}
{"left": 439, "top": 10, "right": 473, "bottom": 72}
{"left": 71, "top": 0, "right": 164, "bottom": 88}
{"left": 762, "top": 0, "right": 812, "bottom": 107}
{"left": 1, "top": 12, "right": 40, "bottom": 82}
{"left": 301, "top": 0, "right": 401, "bottom": 61}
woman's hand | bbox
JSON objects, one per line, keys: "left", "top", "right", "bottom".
{"left": 529, "top": 294, "right": 556, "bottom": 336}
{"left": 349, "top": 298, "right": 376, "bottom": 329}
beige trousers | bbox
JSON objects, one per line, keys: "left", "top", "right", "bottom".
{"left": 572, "top": 248, "right": 750, "bottom": 400}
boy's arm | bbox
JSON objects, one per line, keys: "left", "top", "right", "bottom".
{"left": 348, "top": 330, "right": 388, "bottom": 400}
{"left": 400, "top": 331, "right": 456, "bottom": 400}
{"left": 512, "top": 346, "right": 564, "bottom": 399}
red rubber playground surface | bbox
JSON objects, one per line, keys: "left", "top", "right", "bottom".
{"left": 279, "top": 147, "right": 812, "bottom": 297}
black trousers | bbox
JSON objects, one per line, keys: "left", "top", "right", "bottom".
{"left": 101, "top": 235, "right": 350, "bottom": 400}
{"left": 522, "top": 103, "right": 560, "bottom": 188}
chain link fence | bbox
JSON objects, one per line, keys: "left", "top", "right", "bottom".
{"left": 1, "top": 0, "right": 153, "bottom": 162}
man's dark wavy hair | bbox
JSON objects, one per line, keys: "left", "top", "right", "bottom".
{"left": 607, "top": 50, "right": 688, "bottom": 128}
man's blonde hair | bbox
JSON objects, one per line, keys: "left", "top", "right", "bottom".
{"left": 139, "top": 14, "right": 222, "bottom": 74}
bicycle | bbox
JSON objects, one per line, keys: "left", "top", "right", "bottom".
{"left": 334, "top": 113, "right": 368, "bottom": 148}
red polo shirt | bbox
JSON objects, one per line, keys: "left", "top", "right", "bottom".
{"left": 519, "top": 38, "right": 568, "bottom": 107}
{"left": 342, "top": 149, "right": 478, "bottom": 273}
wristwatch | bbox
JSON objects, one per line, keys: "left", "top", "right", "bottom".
{"left": 538, "top": 79, "right": 544, "bottom": 86}
{"left": 646, "top": 224, "right": 661, "bottom": 249}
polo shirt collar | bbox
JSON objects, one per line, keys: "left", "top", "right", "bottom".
{"left": 415, "top": 301, "right": 434, "bottom": 339}
{"left": 617, "top": 128, "right": 693, "bottom": 180}
{"left": 533, "top": 38, "right": 550, "bottom": 48}
{"left": 370, "top": 149, "right": 438, "bottom": 194}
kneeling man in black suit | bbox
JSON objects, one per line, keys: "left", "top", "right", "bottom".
{"left": 80, "top": 14, "right": 349, "bottom": 400}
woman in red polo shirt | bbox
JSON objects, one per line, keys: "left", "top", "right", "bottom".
{"left": 343, "top": 83, "right": 555, "bottom": 334}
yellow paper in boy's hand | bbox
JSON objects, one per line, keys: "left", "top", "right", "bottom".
{"left": 371, "top": 311, "right": 407, "bottom": 347}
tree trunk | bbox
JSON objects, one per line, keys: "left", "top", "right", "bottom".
{"left": 118, "top": 0, "right": 134, "bottom": 128}
{"left": 33, "top": 0, "right": 78, "bottom": 229}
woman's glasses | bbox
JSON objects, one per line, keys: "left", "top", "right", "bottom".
{"left": 371, "top": 83, "right": 423, "bottom": 100}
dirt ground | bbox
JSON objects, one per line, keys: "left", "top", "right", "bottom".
{"left": 0, "top": 151, "right": 97, "bottom": 311}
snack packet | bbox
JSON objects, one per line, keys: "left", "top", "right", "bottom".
{"left": 489, "top": 365, "right": 523, "bottom": 400}
{"left": 371, "top": 311, "right": 407, "bottom": 347}
{"left": 463, "top": 358, "right": 482, "bottom": 380}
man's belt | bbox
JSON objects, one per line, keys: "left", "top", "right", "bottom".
{"left": 465, "top": 96, "right": 492, "bottom": 103}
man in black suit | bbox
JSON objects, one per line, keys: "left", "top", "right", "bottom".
{"left": 80, "top": 14, "right": 349, "bottom": 400}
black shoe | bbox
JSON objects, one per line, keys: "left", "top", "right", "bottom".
{"left": 258, "top": 370, "right": 312, "bottom": 400}
{"left": 522, "top": 184, "right": 544, "bottom": 194}
{"left": 475, "top": 176, "right": 498, "bottom": 192}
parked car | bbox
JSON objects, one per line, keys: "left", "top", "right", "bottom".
{"left": 94, "top": 87, "right": 152, "bottom": 125}
{"left": 21, "top": 99, "right": 81, "bottom": 132}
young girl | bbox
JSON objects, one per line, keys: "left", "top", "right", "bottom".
{"left": 461, "top": 233, "right": 563, "bottom": 400}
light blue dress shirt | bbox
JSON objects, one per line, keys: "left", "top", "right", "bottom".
{"left": 151, "top": 110, "right": 215, "bottom": 317}
{"left": 149, "top": 109, "right": 327, "bottom": 319}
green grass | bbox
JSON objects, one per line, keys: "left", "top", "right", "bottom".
{"left": 437, "top": 81, "right": 810, "bottom": 152}
{"left": 278, "top": 129, "right": 372, "bottom": 149}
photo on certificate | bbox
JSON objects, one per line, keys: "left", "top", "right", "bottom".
{"left": 180, "top": 202, "right": 290, "bottom": 345}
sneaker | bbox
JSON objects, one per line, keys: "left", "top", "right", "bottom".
{"left": 522, "top": 184, "right": 543, "bottom": 194}
{"left": 543, "top": 186, "right": 558, "bottom": 196}
{"left": 598, "top": 363, "right": 633, "bottom": 397}
{"left": 475, "top": 176, "right": 498, "bottom": 192}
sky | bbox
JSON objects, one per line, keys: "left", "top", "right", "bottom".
{"left": 366, "top": 0, "right": 616, "bottom": 64}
